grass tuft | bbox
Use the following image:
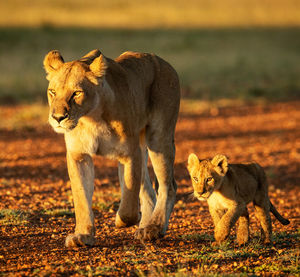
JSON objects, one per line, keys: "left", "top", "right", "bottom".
{"left": 0, "top": 209, "right": 29, "bottom": 225}
{"left": 42, "top": 209, "right": 74, "bottom": 218}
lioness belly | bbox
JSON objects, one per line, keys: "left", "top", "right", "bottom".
{"left": 96, "top": 137, "right": 129, "bottom": 159}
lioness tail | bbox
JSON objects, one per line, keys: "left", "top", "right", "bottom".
{"left": 270, "top": 201, "right": 290, "bottom": 225}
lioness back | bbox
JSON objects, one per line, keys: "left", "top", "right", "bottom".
{"left": 104, "top": 51, "right": 180, "bottom": 124}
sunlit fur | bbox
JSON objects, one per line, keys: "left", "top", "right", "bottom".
{"left": 44, "top": 49, "right": 180, "bottom": 247}
{"left": 187, "top": 153, "right": 290, "bottom": 245}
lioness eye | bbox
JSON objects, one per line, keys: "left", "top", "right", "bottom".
{"left": 193, "top": 176, "right": 199, "bottom": 182}
{"left": 48, "top": 89, "right": 56, "bottom": 97}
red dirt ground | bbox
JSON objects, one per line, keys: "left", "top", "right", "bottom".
{"left": 0, "top": 101, "right": 299, "bottom": 276}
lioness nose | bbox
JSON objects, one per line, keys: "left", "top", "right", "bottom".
{"left": 52, "top": 112, "right": 68, "bottom": 123}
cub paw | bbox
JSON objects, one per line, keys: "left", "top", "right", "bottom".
{"left": 214, "top": 228, "right": 229, "bottom": 244}
{"left": 263, "top": 238, "right": 272, "bottom": 245}
{"left": 236, "top": 235, "right": 249, "bottom": 246}
{"left": 135, "top": 224, "right": 163, "bottom": 241}
{"left": 211, "top": 241, "right": 220, "bottom": 247}
{"left": 65, "top": 233, "right": 95, "bottom": 248}
{"left": 214, "top": 234, "right": 226, "bottom": 244}
{"left": 236, "top": 239, "right": 248, "bottom": 246}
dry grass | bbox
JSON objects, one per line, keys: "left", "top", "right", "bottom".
{"left": 1, "top": 28, "right": 300, "bottom": 103}
{"left": 0, "top": 103, "right": 48, "bottom": 130}
{"left": 0, "top": 99, "right": 235, "bottom": 130}
{"left": 1, "top": 0, "right": 300, "bottom": 28}
{"left": 1, "top": 1, "right": 300, "bottom": 104}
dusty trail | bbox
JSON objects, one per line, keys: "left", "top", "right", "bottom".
{"left": 0, "top": 101, "right": 299, "bottom": 276}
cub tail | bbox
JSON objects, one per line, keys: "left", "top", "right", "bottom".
{"left": 270, "top": 201, "right": 290, "bottom": 225}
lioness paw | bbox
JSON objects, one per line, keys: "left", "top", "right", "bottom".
{"left": 115, "top": 212, "right": 141, "bottom": 228}
{"left": 135, "top": 224, "right": 162, "bottom": 241}
{"left": 65, "top": 233, "right": 95, "bottom": 247}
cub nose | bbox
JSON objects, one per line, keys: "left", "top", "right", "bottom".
{"left": 52, "top": 112, "right": 68, "bottom": 123}
{"left": 201, "top": 187, "right": 207, "bottom": 194}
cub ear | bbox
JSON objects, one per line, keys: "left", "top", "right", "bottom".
{"left": 187, "top": 153, "right": 199, "bottom": 172}
{"left": 211, "top": 154, "right": 228, "bottom": 176}
{"left": 43, "top": 50, "right": 64, "bottom": 76}
{"left": 80, "top": 49, "right": 101, "bottom": 65}
{"left": 89, "top": 54, "right": 107, "bottom": 78}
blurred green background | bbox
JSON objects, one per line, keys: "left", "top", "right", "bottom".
{"left": 0, "top": 0, "right": 300, "bottom": 104}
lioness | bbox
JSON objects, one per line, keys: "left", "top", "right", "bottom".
{"left": 187, "top": 153, "right": 290, "bottom": 245}
{"left": 43, "top": 49, "right": 180, "bottom": 247}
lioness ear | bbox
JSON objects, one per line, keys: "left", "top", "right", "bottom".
{"left": 43, "top": 50, "right": 64, "bottom": 76}
{"left": 89, "top": 54, "right": 107, "bottom": 78}
{"left": 211, "top": 154, "right": 228, "bottom": 175}
{"left": 80, "top": 49, "right": 101, "bottom": 65}
{"left": 188, "top": 153, "right": 199, "bottom": 172}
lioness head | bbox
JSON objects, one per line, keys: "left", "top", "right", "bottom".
{"left": 187, "top": 154, "right": 228, "bottom": 201}
{"left": 43, "top": 49, "right": 107, "bottom": 133}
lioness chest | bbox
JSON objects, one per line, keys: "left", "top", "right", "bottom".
{"left": 64, "top": 117, "right": 131, "bottom": 159}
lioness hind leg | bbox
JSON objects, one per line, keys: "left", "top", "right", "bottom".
{"left": 135, "top": 138, "right": 177, "bottom": 241}
{"left": 236, "top": 208, "right": 250, "bottom": 245}
{"left": 135, "top": 58, "right": 180, "bottom": 241}
{"left": 139, "top": 147, "right": 157, "bottom": 228}
{"left": 116, "top": 147, "right": 142, "bottom": 228}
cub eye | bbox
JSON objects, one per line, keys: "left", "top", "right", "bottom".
{"left": 48, "top": 89, "right": 56, "bottom": 97}
{"left": 206, "top": 177, "right": 213, "bottom": 183}
{"left": 73, "top": 91, "right": 83, "bottom": 98}
{"left": 193, "top": 176, "right": 199, "bottom": 182}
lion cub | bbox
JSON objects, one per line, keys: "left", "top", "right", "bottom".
{"left": 187, "top": 154, "right": 290, "bottom": 245}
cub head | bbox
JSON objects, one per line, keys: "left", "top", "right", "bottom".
{"left": 43, "top": 49, "right": 107, "bottom": 133}
{"left": 187, "top": 153, "right": 228, "bottom": 201}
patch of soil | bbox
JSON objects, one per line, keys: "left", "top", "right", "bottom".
{"left": 0, "top": 101, "right": 299, "bottom": 276}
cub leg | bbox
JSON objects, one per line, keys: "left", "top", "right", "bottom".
{"left": 209, "top": 206, "right": 225, "bottom": 228}
{"left": 115, "top": 147, "right": 142, "bottom": 228}
{"left": 254, "top": 203, "right": 272, "bottom": 244}
{"left": 65, "top": 152, "right": 95, "bottom": 247}
{"left": 253, "top": 165, "right": 272, "bottom": 244}
{"left": 139, "top": 147, "right": 156, "bottom": 228}
{"left": 135, "top": 141, "right": 177, "bottom": 241}
{"left": 236, "top": 208, "right": 250, "bottom": 245}
{"left": 214, "top": 205, "right": 244, "bottom": 244}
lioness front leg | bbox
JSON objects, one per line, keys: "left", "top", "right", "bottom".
{"left": 214, "top": 205, "right": 244, "bottom": 244}
{"left": 115, "top": 148, "right": 142, "bottom": 228}
{"left": 65, "top": 152, "right": 95, "bottom": 247}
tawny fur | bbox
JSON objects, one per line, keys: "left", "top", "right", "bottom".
{"left": 43, "top": 49, "right": 180, "bottom": 247}
{"left": 187, "top": 153, "right": 290, "bottom": 245}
